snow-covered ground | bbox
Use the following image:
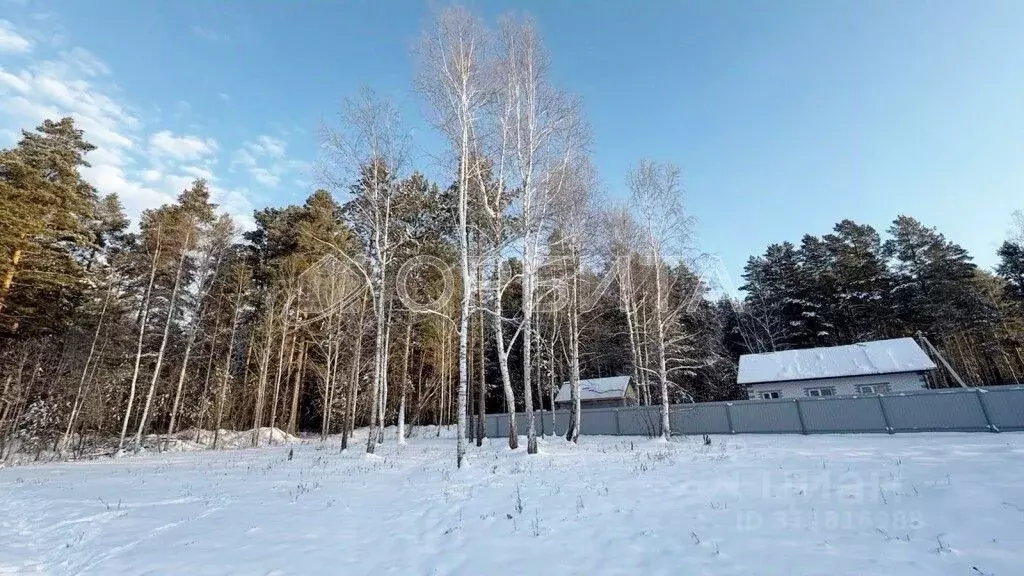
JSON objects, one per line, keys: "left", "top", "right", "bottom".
{"left": 2, "top": 430, "right": 1023, "bottom": 575}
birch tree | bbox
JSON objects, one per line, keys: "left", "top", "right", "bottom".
{"left": 167, "top": 215, "right": 235, "bottom": 437}
{"left": 610, "top": 208, "right": 651, "bottom": 406}
{"left": 212, "top": 258, "right": 249, "bottom": 450}
{"left": 472, "top": 156, "right": 521, "bottom": 449}
{"left": 132, "top": 181, "right": 216, "bottom": 451}
{"left": 494, "top": 14, "right": 586, "bottom": 454}
{"left": 417, "top": 6, "right": 489, "bottom": 466}
{"left": 628, "top": 160, "right": 696, "bottom": 440}
{"left": 549, "top": 157, "right": 599, "bottom": 443}
{"left": 117, "top": 224, "right": 161, "bottom": 452}
{"left": 321, "top": 88, "right": 410, "bottom": 454}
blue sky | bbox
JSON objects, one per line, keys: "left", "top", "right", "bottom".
{"left": 1, "top": 0, "right": 1022, "bottom": 285}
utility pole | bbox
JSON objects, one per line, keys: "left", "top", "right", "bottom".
{"left": 916, "top": 331, "right": 968, "bottom": 388}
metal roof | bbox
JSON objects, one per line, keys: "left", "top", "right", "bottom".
{"left": 738, "top": 337, "right": 936, "bottom": 386}
{"left": 555, "top": 375, "right": 631, "bottom": 403}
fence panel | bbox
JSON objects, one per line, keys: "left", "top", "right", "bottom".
{"left": 799, "top": 396, "right": 888, "bottom": 433}
{"left": 729, "top": 399, "right": 803, "bottom": 433}
{"left": 515, "top": 413, "right": 529, "bottom": 435}
{"left": 481, "top": 387, "right": 1024, "bottom": 437}
{"left": 978, "top": 388, "right": 1024, "bottom": 431}
{"left": 672, "top": 404, "right": 732, "bottom": 435}
{"left": 554, "top": 411, "right": 572, "bottom": 435}
{"left": 882, "top": 390, "right": 988, "bottom": 432}
{"left": 490, "top": 414, "right": 506, "bottom": 438}
{"left": 579, "top": 409, "right": 618, "bottom": 435}
{"left": 618, "top": 406, "right": 662, "bottom": 436}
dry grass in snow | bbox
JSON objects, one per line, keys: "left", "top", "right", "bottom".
{"left": 1, "top": 429, "right": 1023, "bottom": 575}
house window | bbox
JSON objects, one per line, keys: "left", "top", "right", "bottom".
{"left": 804, "top": 387, "right": 835, "bottom": 397}
{"left": 856, "top": 383, "right": 890, "bottom": 395}
{"left": 759, "top": 391, "right": 781, "bottom": 399}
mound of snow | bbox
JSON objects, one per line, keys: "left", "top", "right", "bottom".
{"left": 150, "top": 427, "right": 300, "bottom": 452}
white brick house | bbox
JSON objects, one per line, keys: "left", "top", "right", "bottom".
{"left": 738, "top": 338, "right": 937, "bottom": 400}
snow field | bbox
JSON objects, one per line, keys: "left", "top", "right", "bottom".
{"left": 1, "top": 430, "right": 1023, "bottom": 575}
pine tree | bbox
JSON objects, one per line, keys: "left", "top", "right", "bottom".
{"left": 884, "top": 215, "right": 989, "bottom": 337}
{"left": 823, "top": 220, "right": 891, "bottom": 342}
{"left": 739, "top": 242, "right": 802, "bottom": 351}
{"left": 792, "top": 234, "right": 837, "bottom": 348}
{"left": 0, "top": 118, "right": 99, "bottom": 335}
{"left": 997, "top": 241, "right": 1024, "bottom": 303}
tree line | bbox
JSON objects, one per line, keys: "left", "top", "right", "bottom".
{"left": 727, "top": 214, "right": 1024, "bottom": 388}
{"left": 1, "top": 6, "right": 1022, "bottom": 465}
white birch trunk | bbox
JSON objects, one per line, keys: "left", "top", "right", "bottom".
{"left": 456, "top": 167, "right": 470, "bottom": 466}
{"left": 653, "top": 254, "right": 671, "bottom": 440}
{"left": 213, "top": 280, "right": 245, "bottom": 450}
{"left": 321, "top": 335, "right": 335, "bottom": 440}
{"left": 133, "top": 228, "right": 190, "bottom": 451}
{"left": 476, "top": 256, "right": 487, "bottom": 445}
{"left": 268, "top": 295, "right": 292, "bottom": 440}
{"left": 118, "top": 233, "right": 161, "bottom": 452}
{"left": 378, "top": 299, "right": 394, "bottom": 444}
{"left": 491, "top": 301, "right": 518, "bottom": 448}
{"left": 287, "top": 341, "right": 306, "bottom": 436}
{"left": 252, "top": 298, "right": 275, "bottom": 447}
{"left": 366, "top": 283, "right": 386, "bottom": 453}
{"left": 522, "top": 233, "right": 538, "bottom": 454}
{"left": 194, "top": 315, "right": 221, "bottom": 440}
{"left": 398, "top": 321, "right": 412, "bottom": 444}
{"left": 167, "top": 249, "right": 224, "bottom": 437}
{"left": 566, "top": 262, "right": 581, "bottom": 443}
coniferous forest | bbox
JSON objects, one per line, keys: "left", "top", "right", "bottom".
{"left": 2, "top": 8, "right": 1023, "bottom": 464}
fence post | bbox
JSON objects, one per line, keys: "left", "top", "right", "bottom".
{"left": 725, "top": 403, "right": 735, "bottom": 434}
{"left": 614, "top": 409, "right": 622, "bottom": 435}
{"left": 877, "top": 394, "right": 894, "bottom": 434}
{"left": 975, "top": 388, "right": 999, "bottom": 433}
{"left": 794, "top": 398, "right": 807, "bottom": 435}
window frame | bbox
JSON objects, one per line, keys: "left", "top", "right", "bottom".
{"left": 855, "top": 383, "right": 890, "bottom": 395}
{"left": 804, "top": 386, "right": 836, "bottom": 398}
{"left": 759, "top": 390, "right": 781, "bottom": 400}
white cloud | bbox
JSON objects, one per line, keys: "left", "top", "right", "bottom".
{"left": 287, "top": 158, "right": 311, "bottom": 174}
{"left": 85, "top": 145, "right": 127, "bottom": 169}
{"left": 249, "top": 167, "right": 280, "bottom": 187}
{"left": 210, "top": 183, "right": 256, "bottom": 230}
{"left": 0, "top": 19, "right": 32, "bottom": 53}
{"left": 164, "top": 174, "right": 196, "bottom": 193}
{"left": 0, "top": 24, "right": 174, "bottom": 218}
{"left": 251, "top": 135, "right": 286, "bottom": 158}
{"left": 59, "top": 47, "right": 110, "bottom": 77}
{"left": 230, "top": 134, "right": 305, "bottom": 189}
{"left": 83, "top": 163, "right": 173, "bottom": 215}
{"left": 4, "top": 94, "right": 62, "bottom": 129}
{"left": 0, "top": 67, "right": 31, "bottom": 92}
{"left": 232, "top": 146, "right": 257, "bottom": 168}
{"left": 0, "top": 57, "right": 138, "bottom": 153}
{"left": 0, "top": 18, "right": 273, "bottom": 229}
{"left": 182, "top": 165, "right": 215, "bottom": 180}
{"left": 149, "top": 130, "right": 217, "bottom": 160}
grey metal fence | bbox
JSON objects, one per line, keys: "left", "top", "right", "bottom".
{"left": 481, "top": 386, "right": 1024, "bottom": 438}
